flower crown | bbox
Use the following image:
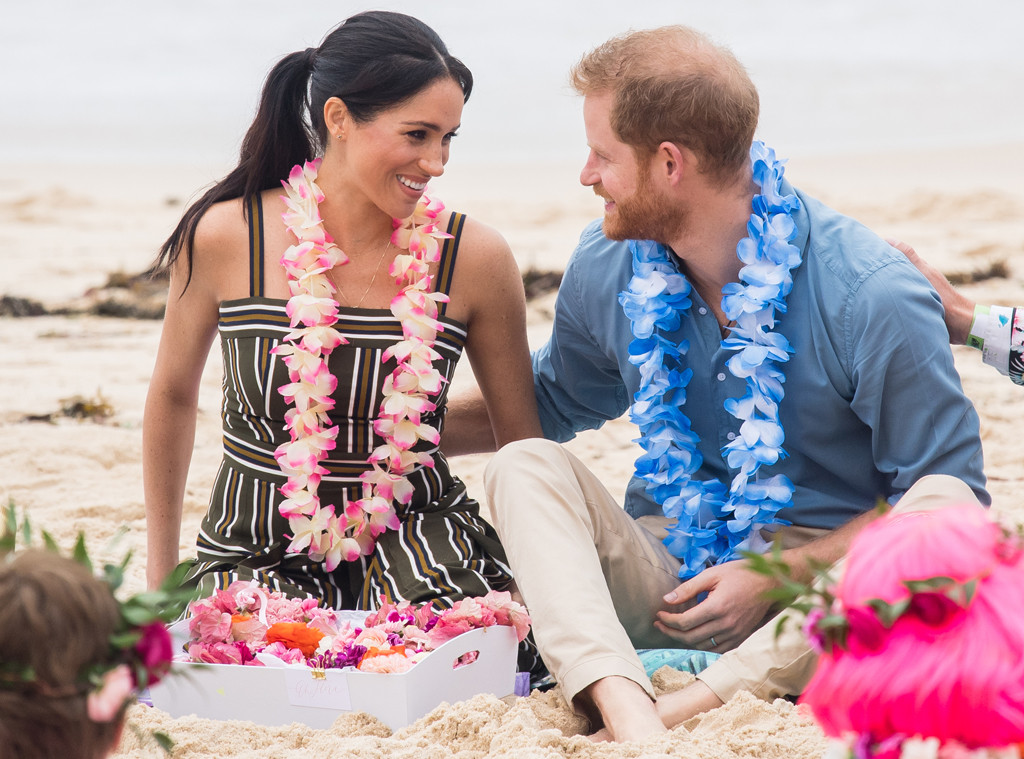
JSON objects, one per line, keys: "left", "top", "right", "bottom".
{"left": 746, "top": 513, "right": 1024, "bottom": 759}
{"left": 746, "top": 516, "right": 1024, "bottom": 657}
{"left": 0, "top": 504, "right": 191, "bottom": 747}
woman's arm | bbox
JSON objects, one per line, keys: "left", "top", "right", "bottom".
{"left": 448, "top": 218, "right": 544, "bottom": 449}
{"left": 142, "top": 204, "right": 238, "bottom": 588}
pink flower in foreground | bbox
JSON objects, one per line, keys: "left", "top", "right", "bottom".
{"left": 188, "top": 605, "right": 233, "bottom": 643}
{"left": 368, "top": 442, "right": 434, "bottom": 474}
{"left": 186, "top": 640, "right": 254, "bottom": 665}
{"left": 373, "top": 416, "right": 441, "bottom": 450}
{"left": 478, "top": 590, "right": 533, "bottom": 643}
{"left": 282, "top": 324, "right": 345, "bottom": 354}
{"left": 272, "top": 343, "right": 323, "bottom": 378}
{"left": 87, "top": 664, "right": 134, "bottom": 723}
{"left": 360, "top": 465, "right": 415, "bottom": 505}
{"left": 134, "top": 622, "right": 174, "bottom": 687}
{"left": 380, "top": 375, "right": 436, "bottom": 418}
{"left": 907, "top": 591, "right": 963, "bottom": 628}
{"left": 354, "top": 628, "right": 390, "bottom": 648}
{"left": 801, "top": 607, "right": 827, "bottom": 654}
{"left": 261, "top": 641, "right": 306, "bottom": 664}
{"left": 229, "top": 614, "right": 269, "bottom": 646}
{"left": 323, "top": 518, "right": 364, "bottom": 571}
{"left": 274, "top": 437, "right": 332, "bottom": 480}
{"left": 391, "top": 290, "right": 448, "bottom": 341}
{"left": 845, "top": 606, "right": 887, "bottom": 653}
{"left": 286, "top": 508, "right": 332, "bottom": 556}
{"left": 226, "top": 581, "right": 269, "bottom": 614}
{"left": 278, "top": 487, "right": 320, "bottom": 519}
{"left": 279, "top": 363, "right": 338, "bottom": 412}
{"left": 388, "top": 253, "right": 430, "bottom": 286}
{"left": 280, "top": 241, "right": 321, "bottom": 277}
{"left": 358, "top": 653, "right": 414, "bottom": 674}
{"left": 286, "top": 293, "right": 339, "bottom": 329}
{"left": 364, "top": 502, "right": 401, "bottom": 538}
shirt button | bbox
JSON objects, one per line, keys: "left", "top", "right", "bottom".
{"left": 716, "top": 373, "right": 726, "bottom": 381}
{"left": 698, "top": 307, "right": 708, "bottom": 315}
{"left": 727, "top": 432, "right": 736, "bottom": 440}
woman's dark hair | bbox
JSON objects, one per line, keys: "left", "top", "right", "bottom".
{"left": 153, "top": 11, "right": 472, "bottom": 290}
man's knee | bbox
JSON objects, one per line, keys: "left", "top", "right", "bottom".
{"left": 484, "top": 438, "right": 565, "bottom": 487}
{"left": 893, "top": 474, "right": 985, "bottom": 515}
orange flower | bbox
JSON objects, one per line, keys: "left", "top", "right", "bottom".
{"left": 265, "top": 622, "right": 325, "bottom": 658}
{"left": 359, "top": 644, "right": 407, "bottom": 664}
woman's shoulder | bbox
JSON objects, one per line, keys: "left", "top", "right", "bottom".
{"left": 446, "top": 212, "right": 512, "bottom": 264}
{"left": 192, "top": 196, "right": 249, "bottom": 258}
{"left": 438, "top": 210, "right": 522, "bottom": 323}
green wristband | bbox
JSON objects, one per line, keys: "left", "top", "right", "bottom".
{"left": 966, "top": 305, "right": 989, "bottom": 351}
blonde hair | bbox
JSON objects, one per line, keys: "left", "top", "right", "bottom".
{"left": 570, "top": 26, "right": 759, "bottom": 184}
{"left": 0, "top": 550, "right": 125, "bottom": 759}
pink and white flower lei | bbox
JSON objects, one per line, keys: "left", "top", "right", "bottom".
{"left": 272, "top": 159, "right": 452, "bottom": 570}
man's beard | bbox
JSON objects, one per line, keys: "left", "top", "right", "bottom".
{"left": 599, "top": 169, "right": 683, "bottom": 244}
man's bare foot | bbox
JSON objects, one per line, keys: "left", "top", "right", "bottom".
{"left": 581, "top": 676, "right": 667, "bottom": 743}
{"left": 655, "top": 679, "right": 724, "bottom": 728}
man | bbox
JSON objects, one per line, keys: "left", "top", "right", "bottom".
{"left": 446, "top": 26, "right": 987, "bottom": 742}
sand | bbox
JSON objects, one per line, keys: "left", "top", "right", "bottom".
{"left": 2, "top": 142, "right": 1023, "bottom": 757}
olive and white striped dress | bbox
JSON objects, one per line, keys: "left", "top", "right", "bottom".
{"left": 188, "top": 196, "right": 520, "bottom": 619}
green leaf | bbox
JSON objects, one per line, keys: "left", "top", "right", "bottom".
{"left": 773, "top": 614, "right": 791, "bottom": 640}
{"left": 864, "top": 597, "right": 910, "bottom": 627}
{"left": 72, "top": 533, "right": 92, "bottom": 573}
{"left": 41, "top": 531, "right": 60, "bottom": 553}
{"left": 163, "top": 560, "right": 194, "bottom": 587}
{"left": 153, "top": 730, "right": 176, "bottom": 754}
{"left": 903, "top": 576, "right": 956, "bottom": 593}
{"left": 109, "top": 630, "right": 142, "bottom": 650}
{"left": 120, "top": 603, "right": 157, "bottom": 626}
{"left": 103, "top": 562, "right": 126, "bottom": 594}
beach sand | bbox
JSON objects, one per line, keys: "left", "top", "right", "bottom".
{"left": 2, "top": 143, "right": 1023, "bottom": 757}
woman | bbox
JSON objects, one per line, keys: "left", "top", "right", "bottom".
{"left": 143, "top": 11, "right": 541, "bottom": 629}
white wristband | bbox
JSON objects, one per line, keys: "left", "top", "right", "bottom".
{"left": 969, "top": 305, "right": 1013, "bottom": 377}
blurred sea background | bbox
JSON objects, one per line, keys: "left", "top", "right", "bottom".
{"left": 2, "top": 0, "right": 1023, "bottom": 281}
{"left": 2, "top": 0, "right": 1022, "bottom": 169}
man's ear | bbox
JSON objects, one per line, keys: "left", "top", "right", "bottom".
{"left": 323, "top": 97, "right": 351, "bottom": 141}
{"left": 655, "top": 141, "right": 697, "bottom": 187}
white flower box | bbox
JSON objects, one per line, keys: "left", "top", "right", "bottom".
{"left": 148, "top": 622, "right": 518, "bottom": 731}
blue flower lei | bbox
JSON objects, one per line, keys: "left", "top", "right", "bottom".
{"left": 619, "top": 141, "right": 803, "bottom": 580}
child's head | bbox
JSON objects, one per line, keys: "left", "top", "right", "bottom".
{"left": 802, "top": 505, "right": 1024, "bottom": 753}
{"left": 0, "top": 549, "right": 129, "bottom": 759}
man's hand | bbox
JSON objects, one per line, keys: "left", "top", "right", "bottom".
{"left": 654, "top": 560, "right": 777, "bottom": 652}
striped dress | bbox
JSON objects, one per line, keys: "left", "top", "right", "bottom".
{"left": 188, "top": 197, "right": 521, "bottom": 620}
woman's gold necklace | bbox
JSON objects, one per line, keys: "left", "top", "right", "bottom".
{"left": 336, "top": 240, "right": 391, "bottom": 308}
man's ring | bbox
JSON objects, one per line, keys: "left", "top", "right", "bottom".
{"left": 710, "top": 635, "right": 718, "bottom": 647}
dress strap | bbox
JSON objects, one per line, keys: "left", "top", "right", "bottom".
{"left": 435, "top": 211, "right": 466, "bottom": 315}
{"left": 246, "top": 193, "right": 265, "bottom": 297}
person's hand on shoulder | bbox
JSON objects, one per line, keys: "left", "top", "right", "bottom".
{"left": 887, "top": 239, "right": 975, "bottom": 345}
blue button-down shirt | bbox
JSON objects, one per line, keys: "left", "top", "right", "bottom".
{"left": 533, "top": 180, "right": 988, "bottom": 529}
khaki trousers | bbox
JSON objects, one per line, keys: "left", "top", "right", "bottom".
{"left": 483, "top": 438, "right": 982, "bottom": 706}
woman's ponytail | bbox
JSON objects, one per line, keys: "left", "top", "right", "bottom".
{"left": 151, "top": 48, "right": 318, "bottom": 290}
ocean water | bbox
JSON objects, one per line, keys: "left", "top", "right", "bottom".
{"left": 1, "top": 0, "right": 1023, "bottom": 168}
